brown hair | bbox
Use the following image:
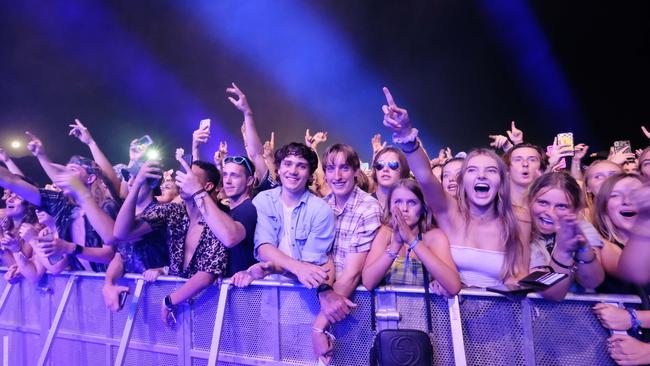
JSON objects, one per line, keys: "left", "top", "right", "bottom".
{"left": 383, "top": 179, "right": 434, "bottom": 234}
{"left": 372, "top": 146, "right": 410, "bottom": 184}
{"left": 592, "top": 173, "right": 643, "bottom": 244}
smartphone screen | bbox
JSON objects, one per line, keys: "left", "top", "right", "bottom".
{"left": 556, "top": 133, "right": 574, "bottom": 156}
{"left": 199, "top": 119, "right": 211, "bottom": 131}
{"left": 613, "top": 140, "right": 631, "bottom": 154}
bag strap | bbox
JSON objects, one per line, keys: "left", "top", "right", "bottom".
{"left": 370, "top": 288, "right": 377, "bottom": 332}
{"left": 421, "top": 265, "right": 433, "bottom": 334}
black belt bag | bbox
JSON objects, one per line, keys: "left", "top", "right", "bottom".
{"left": 369, "top": 267, "right": 434, "bottom": 366}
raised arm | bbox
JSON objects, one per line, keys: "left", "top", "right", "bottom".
{"left": 69, "top": 119, "right": 122, "bottom": 195}
{"left": 175, "top": 155, "right": 245, "bottom": 247}
{"left": 191, "top": 123, "right": 210, "bottom": 162}
{"left": 25, "top": 131, "right": 64, "bottom": 184}
{"left": 113, "top": 162, "right": 159, "bottom": 241}
{"left": 570, "top": 143, "right": 589, "bottom": 181}
{"left": 305, "top": 129, "right": 329, "bottom": 196}
{"left": 0, "top": 148, "right": 24, "bottom": 176}
{"left": 227, "top": 83, "right": 268, "bottom": 183}
{"left": 380, "top": 87, "right": 452, "bottom": 215}
{"left": 0, "top": 166, "right": 41, "bottom": 206}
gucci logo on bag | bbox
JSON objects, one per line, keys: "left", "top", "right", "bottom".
{"left": 389, "top": 336, "right": 421, "bottom": 365}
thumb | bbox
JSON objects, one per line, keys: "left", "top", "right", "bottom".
{"left": 511, "top": 120, "right": 517, "bottom": 130}
{"left": 345, "top": 298, "right": 358, "bottom": 308}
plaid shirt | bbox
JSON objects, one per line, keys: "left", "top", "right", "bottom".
{"left": 324, "top": 186, "right": 382, "bottom": 275}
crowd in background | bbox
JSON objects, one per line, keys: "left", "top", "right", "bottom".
{"left": 1, "top": 84, "right": 650, "bottom": 365}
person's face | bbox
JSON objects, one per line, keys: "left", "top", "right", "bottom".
{"left": 442, "top": 160, "right": 463, "bottom": 196}
{"left": 4, "top": 191, "right": 26, "bottom": 219}
{"left": 531, "top": 188, "right": 574, "bottom": 235}
{"left": 278, "top": 155, "right": 311, "bottom": 194}
{"left": 622, "top": 161, "right": 639, "bottom": 174}
{"left": 325, "top": 152, "right": 357, "bottom": 200}
{"left": 607, "top": 177, "right": 643, "bottom": 234}
{"left": 390, "top": 186, "right": 423, "bottom": 227}
{"left": 587, "top": 161, "right": 622, "bottom": 195}
{"left": 640, "top": 151, "right": 650, "bottom": 178}
{"left": 374, "top": 151, "right": 401, "bottom": 189}
{"left": 65, "top": 163, "right": 91, "bottom": 185}
{"left": 462, "top": 154, "right": 501, "bottom": 208}
{"left": 509, "top": 147, "right": 543, "bottom": 186}
{"left": 222, "top": 162, "right": 252, "bottom": 199}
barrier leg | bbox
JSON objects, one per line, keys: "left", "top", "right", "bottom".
{"left": 0, "top": 284, "right": 13, "bottom": 315}
{"left": 37, "top": 275, "right": 77, "bottom": 366}
{"left": 114, "top": 279, "right": 145, "bottom": 366}
{"left": 448, "top": 295, "right": 467, "bottom": 366}
{"left": 207, "top": 283, "right": 231, "bottom": 366}
{"left": 521, "top": 298, "right": 536, "bottom": 366}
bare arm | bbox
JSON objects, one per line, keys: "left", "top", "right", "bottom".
{"left": 0, "top": 166, "right": 41, "bottom": 206}
{"left": 168, "top": 271, "right": 215, "bottom": 305}
{"left": 361, "top": 226, "right": 394, "bottom": 290}
{"left": 415, "top": 229, "right": 461, "bottom": 296}
{"left": 113, "top": 165, "right": 158, "bottom": 241}
{"left": 0, "top": 148, "right": 24, "bottom": 176}
{"left": 194, "top": 193, "right": 245, "bottom": 248}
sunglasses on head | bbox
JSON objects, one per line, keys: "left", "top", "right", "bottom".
{"left": 224, "top": 156, "right": 254, "bottom": 176}
{"left": 374, "top": 160, "right": 400, "bottom": 171}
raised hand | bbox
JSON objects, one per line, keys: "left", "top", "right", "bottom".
{"left": 555, "top": 214, "right": 585, "bottom": 254}
{"left": 192, "top": 127, "right": 210, "bottom": 147}
{"left": 608, "top": 146, "right": 636, "bottom": 165}
{"left": 392, "top": 207, "right": 417, "bottom": 245}
{"left": 506, "top": 121, "right": 524, "bottom": 145}
{"left": 489, "top": 134, "right": 510, "bottom": 150}
{"left": 381, "top": 87, "right": 412, "bottom": 140}
{"left": 25, "top": 131, "right": 45, "bottom": 157}
{"left": 430, "top": 147, "right": 452, "bottom": 166}
{"left": 129, "top": 139, "right": 147, "bottom": 163}
{"left": 573, "top": 143, "right": 589, "bottom": 160}
{"left": 263, "top": 132, "right": 275, "bottom": 159}
{"left": 68, "top": 119, "right": 94, "bottom": 145}
{"left": 52, "top": 169, "right": 88, "bottom": 198}
{"left": 214, "top": 141, "right": 228, "bottom": 167}
{"left": 371, "top": 133, "right": 387, "bottom": 155}
{"left": 133, "top": 161, "right": 163, "bottom": 189}
{"left": 174, "top": 156, "right": 203, "bottom": 195}
{"left": 547, "top": 138, "right": 573, "bottom": 169}
{"left": 643, "top": 125, "right": 650, "bottom": 140}
{"left": 0, "top": 147, "right": 8, "bottom": 163}
{"left": 226, "top": 82, "right": 252, "bottom": 115}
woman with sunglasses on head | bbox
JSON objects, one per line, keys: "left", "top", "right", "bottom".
{"left": 380, "top": 87, "right": 528, "bottom": 288}
{"left": 371, "top": 146, "right": 410, "bottom": 209}
{"left": 527, "top": 172, "right": 604, "bottom": 301}
{"left": 362, "top": 179, "right": 461, "bottom": 296}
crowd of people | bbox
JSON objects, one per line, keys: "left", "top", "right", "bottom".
{"left": 1, "top": 84, "right": 650, "bottom": 365}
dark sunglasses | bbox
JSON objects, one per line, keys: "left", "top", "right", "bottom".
{"left": 224, "top": 156, "right": 254, "bottom": 176}
{"left": 374, "top": 160, "right": 400, "bottom": 171}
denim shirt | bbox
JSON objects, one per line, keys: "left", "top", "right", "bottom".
{"left": 252, "top": 186, "right": 335, "bottom": 265}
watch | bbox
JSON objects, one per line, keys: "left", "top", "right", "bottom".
{"left": 164, "top": 295, "right": 175, "bottom": 311}
{"left": 72, "top": 244, "right": 83, "bottom": 256}
{"left": 316, "top": 283, "right": 333, "bottom": 295}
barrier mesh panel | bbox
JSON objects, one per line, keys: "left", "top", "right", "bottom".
{"left": 0, "top": 330, "right": 40, "bottom": 366}
{"left": 218, "top": 285, "right": 276, "bottom": 360}
{"left": 460, "top": 295, "right": 525, "bottom": 366}
{"left": 530, "top": 298, "right": 619, "bottom": 366}
{"left": 59, "top": 276, "right": 109, "bottom": 336}
{"left": 112, "top": 346, "right": 178, "bottom": 366}
{"left": 0, "top": 277, "right": 43, "bottom": 330}
{"left": 191, "top": 285, "right": 220, "bottom": 351}
{"left": 279, "top": 286, "right": 321, "bottom": 364}
{"left": 396, "top": 293, "right": 455, "bottom": 366}
{"left": 126, "top": 280, "right": 179, "bottom": 347}
{"left": 51, "top": 337, "right": 107, "bottom": 366}
{"left": 192, "top": 358, "right": 208, "bottom": 366}
{"left": 330, "top": 290, "right": 374, "bottom": 366}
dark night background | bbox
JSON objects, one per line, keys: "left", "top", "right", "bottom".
{"left": 1, "top": 1, "right": 649, "bottom": 186}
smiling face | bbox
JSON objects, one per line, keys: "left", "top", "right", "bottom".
{"left": 278, "top": 154, "right": 311, "bottom": 195}
{"left": 374, "top": 150, "right": 402, "bottom": 189}
{"left": 461, "top": 154, "right": 501, "bottom": 208}
{"left": 325, "top": 152, "right": 357, "bottom": 202}
{"left": 606, "top": 177, "right": 643, "bottom": 233}
{"left": 389, "top": 185, "right": 423, "bottom": 228}
{"left": 509, "top": 147, "right": 543, "bottom": 186}
{"left": 530, "top": 187, "right": 575, "bottom": 235}
{"left": 442, "top": 160, "right": 462, "bottom": 196}
{"left": 586, "top": 160, "right": 623, "bottom": 196}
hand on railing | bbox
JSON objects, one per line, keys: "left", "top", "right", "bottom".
{"left": 607, "top": 334, "right": 650, "bottom": 365}
{"left": 102, "top": 284, "right": 130, "bottom": 312}
{"left": 231, "top": 262, "right": 273, "bottom": 288}
{"left": 592, "top": 303, "right": 632, "bottom": 331}
{"left": 318, "top": 290, "right": 357, "bottom": 323}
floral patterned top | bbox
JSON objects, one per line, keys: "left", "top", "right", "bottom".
{"left": 139, "top": 202, "right": 227, "bottom": 278}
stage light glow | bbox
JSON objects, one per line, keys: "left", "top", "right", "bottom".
{"left": 10, "top": 140, "right": 21, "bottom": 149}
{"left": 146, "top": 149, "right": 161, "bottom": 161}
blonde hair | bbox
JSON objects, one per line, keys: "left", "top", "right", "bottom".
{"left": 592, "top": 173, "right": 642, "bottom": 244}
{"left": 456, "top": 148, "right": 528, "bottom": 280}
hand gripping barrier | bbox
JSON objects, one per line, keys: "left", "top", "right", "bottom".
{"left": 0, "top": 269, "right": 641, "bottom": 366}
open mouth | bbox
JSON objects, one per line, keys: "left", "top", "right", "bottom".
{"left": 620, "top": 210, "right": 638, "bottom": 218}
{"left": 539, "top": 216, "right": 554, "bottom": 226}
{"left": 474, "top": 183, "right": 490, "bottom": 193}
{"left": 447, "top": 183, "right": 458, "bottom": 191}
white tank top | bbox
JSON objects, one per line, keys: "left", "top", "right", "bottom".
{"left": 450, "top": 245, "right": 505, "bottom": 288}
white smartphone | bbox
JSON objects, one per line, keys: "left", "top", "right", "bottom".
{"left": 199, "top": 119, "right": 211, "bottom": 131}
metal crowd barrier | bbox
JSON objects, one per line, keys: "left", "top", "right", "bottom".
{"left": 0, "top": 268, "right": 641, "bottom": 366}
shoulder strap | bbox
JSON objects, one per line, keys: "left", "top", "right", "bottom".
{"left": 422, "top": 265, "right": 434, "bottom": 334}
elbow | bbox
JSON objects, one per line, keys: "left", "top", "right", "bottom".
{"left": 361, "top": 272, "right": 379, "bottom": 291}
{"left": 446, "top": 280, "right": 462, "bottom": 297}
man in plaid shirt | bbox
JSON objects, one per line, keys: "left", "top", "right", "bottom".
{"left": 312, "top": 143, "right": 382, "bottom": 363}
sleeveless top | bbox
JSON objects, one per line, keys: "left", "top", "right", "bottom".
{"left": 449, "top": 245, "right": 504, "bottom": 288}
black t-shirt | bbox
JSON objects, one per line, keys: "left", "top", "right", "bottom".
{"left": 226, "top": 198, "right": 258, "bottom": 277}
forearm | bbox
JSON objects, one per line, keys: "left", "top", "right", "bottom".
{"left": 258, "top": 244, "right": 301, "bottom": 274}
{"left": 618, "top": 218, "right": 650, "bottom": 284}
{"left": 398, "top": 141, "right": 449, "bottom": 213}
{"left": 104, "top": 254, "right": 125, "bottom": 286}
{"left": 14, "top": 253, "right": 45, "bottom": 282}
{"left": 570, "top": 159, "right": 583, "bottom": 181}
{"left": 0, "top": 166, "right": 41, "bottom": 206}
{"left": 575, "top": 250, "right": 605, "bottom": 289}
{"left": 243, "top": 112, "right": 264, "bottom": 157}
{"left": 113, "top": 184, "right": 141, "bottom": 240}
{"left": 362, "top": 241, "right": 399, "bottom": 291}
{"left": 77, "top": 194, "right": 116, "bottom": 244}
{"left": 192, "top": 143, "right": 201, "bottom": 162}
{"left": 413, "top": 244, "right": 461, "bottom": 295}
{"left": 541, "top": 250, "right": 575, "bottom": 301}
{"left": 2, "top": 158, "right": 24, "bottom": 176}
{"left": 77, "top": 245, "right": 116, "bottom": 264}
{"left": 169, "top": 271, "right": 215, "bottom": 304}
{"left": 197, "top": 195, "right": 245, "bottom": 247}
{"left": 87, "top": 141, "right": 121, "bottom": 194}
{"left": 36, "top": 154, "right": 62, "bottom": 183}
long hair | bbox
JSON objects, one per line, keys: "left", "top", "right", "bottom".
{"left": 456, "top": 148, "right": 527, "bottom": 281}
{"left": 592, "top": 173, "right": 643, "bottom": 244}
{"left": 527, "top": 172, "right": 584, "bottom": 234}
{"left": 583, "top": 159, "right": 623, "bottom": 210}
{"left": 382, "top": 179, "right": 434, "bottom": 235}
{"left": 372, "top": 146, "right": 410, "bottom": 185}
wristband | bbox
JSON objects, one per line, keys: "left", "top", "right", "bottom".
{"left": 385, "top": 247, "right": 399, "bottom": 259}
{"left": 627, "top": 307, "right": 642, "bottom": 333}
{"left": 407, "top": 238, "right": 420, "bottom": 250}
{"left": 401, "top": 139, "right": 421, "bottom": 154}
{"left": 574, "top": 247, "right": 597, "bottom": 264}
{"left": 73, "top": 244, "right": 83, "bottom": 256}
{"left": 392, "top": 128, "right": 419, "bottom": 144}
{"left": 191, "top": 188, "right": 206, "bottom": 199}
{"left": 551, "top": 253, "right": 576, "bottom": 272}
{"left": 316, "top": 283, "right": 332, "bottom": 295}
